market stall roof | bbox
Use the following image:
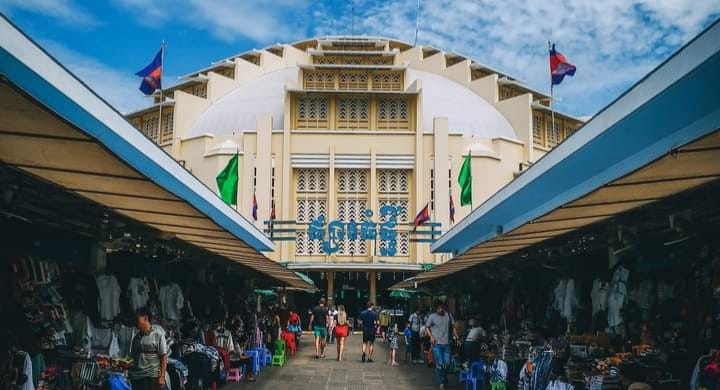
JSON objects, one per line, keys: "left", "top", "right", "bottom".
{"left": 0, "top": 15, "right": 313, "bottom": 290}
{"left": 392, "top": 19, "right": 720, "bottom": 289}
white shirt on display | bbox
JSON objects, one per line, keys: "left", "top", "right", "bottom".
{"left": 95, "top": 274, "right": 121, "bottom": 321}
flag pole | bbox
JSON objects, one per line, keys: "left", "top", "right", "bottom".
{"left": 414, "top": 0, "right": 421, "bottom": 46}
{"left": 548, "top": 41, "right": 557, "bottom": 142}
{"left": 157, "top": 41, "right": 166, "bottom": 143}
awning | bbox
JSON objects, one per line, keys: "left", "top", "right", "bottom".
{"left": 393, "top": 19, "right": 720, "bottom": 289}
{"left": 0, "top": 16, "right": 312, "bottom": 290}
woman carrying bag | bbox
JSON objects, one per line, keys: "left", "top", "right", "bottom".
{"left": 334, "top": 305, "right": 350, "bottom": 361}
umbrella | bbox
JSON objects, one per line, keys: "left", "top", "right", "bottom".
{"left": 389, "top": 289, "right": 413, "bottom": 299}
{"left": 254, "top": 289, "right": 277, "bottom": 297}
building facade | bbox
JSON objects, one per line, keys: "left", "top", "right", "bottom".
{"left": 126, "top": 36, "right": 583, "bottom": 305}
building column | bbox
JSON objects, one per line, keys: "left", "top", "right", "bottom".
{"left": 369, "top": 271, "right": 377, "bottom": 305}
{"left": 327, "top": 271, "right": 335, "bottom": 306}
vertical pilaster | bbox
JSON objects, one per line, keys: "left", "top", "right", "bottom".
{"left": 256, "top": 114, "right": 273, "bottom": 226}
{"left": 369, "top": 148, "right": 377, "bottom": 259}
{"left": 369, "top": 271, "right": 377, "bottom": 305}
{"left": 327, "top": 271, "right": 335, "bottom": 306}
{"left": 433, "top": 118, "right": 450, "bottom": 264}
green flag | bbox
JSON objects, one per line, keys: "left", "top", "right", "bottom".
{"left": 458, "top": 152, "right": 472, "bottom": 206}
{"left": 216, "top": 154, "right": 239, "bottom": 205}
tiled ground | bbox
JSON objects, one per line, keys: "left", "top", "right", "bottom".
{"left": 226, "top": 333, "right": 459, "bottom": 390}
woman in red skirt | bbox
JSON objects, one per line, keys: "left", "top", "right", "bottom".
{"left": 334, "top": 305, "right": 350, "bottom": 361}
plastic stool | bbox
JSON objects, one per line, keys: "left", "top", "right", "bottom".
{"left": 245, "top": 350, "right": 261, "bottom": 375}
{"left": 263, "top": 348, "right": 272, "bottom": 365}
{"left": 226, "top": 368, "right": 242, "bottom": 382}
{"left": 271, "top": 353, "right": 285, "bottom": 366}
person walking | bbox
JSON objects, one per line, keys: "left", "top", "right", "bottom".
{"left": 334, "top": 305, "right": 350, "bottom": 361}
{"left": 128, "top": 308, "right": 168, "bottom": 390}
{"left": 425, "top": 300, "right": 459, "bottom": 389}
{"left": 408, "top": 308, "right": 423, "bottom": 363}
{"left": 308, "top": 298, "right": 329, "bottom": 359}
{"left": 359, "top": 301, "right": 379, "bottom": 363}
{"left": 386, "top": 321, "right": 400, "bottom": 366}
{"left": 326, "top": 305, "right": 338, "bottom": 345}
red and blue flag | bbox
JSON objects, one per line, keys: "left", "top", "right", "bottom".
{"left": 252, "top": 193, "right": 258, "bottom": 221}
{"left": 549, "top": 43, "right": 576, "bottom": 86}
{"left": 412, "top": 203, "right": 431, "bottom": 232}
{"left": 135, "top": 47, "right": 163, "bottom": 95}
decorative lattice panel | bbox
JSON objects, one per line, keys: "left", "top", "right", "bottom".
{"left": 379, "top": 232, "right": 409, "bottom": 256}
{"left": 372, "top": 72, "right": 402, "bottom": 91}
{"left": 337, "top": 96, "right": 370, "bottom": 129}
{"left": 142, "top": 115, "right": 159, "bottom": 142}
{"left": 296, "top": 231, "right": 324, "bottom": 255}
{"left": 546, "top": 117, "right": 562, "bottom": 147}
{"left": 296, "top": 199, "right": 327, "bottom": 223}
{"left": 160, "top": 111, "right": 174, "bottom": 144}
{"left": 304, "top": 71, "right": 335, "bottom": 90}
{"left": 368, "top": 56, "right": 393, "bottom": 65}
{"left": 378, "top": 199, "right": 409, "bottom": 223}
{"left": 183, "top": 83, "right": 207, "bottom": 98}
{"left": 337, "top": 199, "right": 368, "bottom": 222}
{"left": 532, "top": 111, "right": 545, "bottom": 146}
{"left": 337, "top": 236, "right": 367, "bottom": 256}
{"left": 378, "top": 169, "right": 410, "bottom": 193}
{"left": 295, "top": 168, "right": 328, "bottom": 192}
{"left": 377, "top": 97, "right": 410, "bottom": 130}
{"left": 313, "top": 56, "right": 392, "bottom": 65}
{"left": 337, "top": 169, "right": 368, "bottom": 193}
{"left": 338, "top": 72, "right": 369, "bottom": 90}
{"left": 295, "top": 96, "right": 329, "bottom": 129}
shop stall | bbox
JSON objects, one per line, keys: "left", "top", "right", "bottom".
{"left": 0, "top": 16, "right": 312, "bottom": 390}
{"left": 392, "top": 19, "right": 720, "bottom": 390}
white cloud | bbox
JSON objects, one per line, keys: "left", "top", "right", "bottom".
{"left": 313, "top": 0, "right": 720, "bottom": 116}
{"left": 40, "top": 40, "right": 151, "bottom": 114}
{"left": 112, "top": 0, "right": 309, "bottom": 43}
{"left": 0, "top": 0, "right": 97, "bottom": 26}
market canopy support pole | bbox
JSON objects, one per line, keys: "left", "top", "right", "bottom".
{"left": 369, "top": 271, "right": 377, "bottom": 304}
{"left": 327, "top": 271, "right": 335, "bottom": 306}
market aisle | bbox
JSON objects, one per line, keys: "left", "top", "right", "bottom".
{"left": 227, "top": 333, "right": 459, "bottom": 390}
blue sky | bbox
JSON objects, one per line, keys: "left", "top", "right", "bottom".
{"left": 1, "top": 0, "right": 718, "bottom": 117}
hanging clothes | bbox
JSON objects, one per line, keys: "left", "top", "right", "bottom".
{"left": 159, "top": 283, "right": 185, "bottom": 321}
{"left": 69, "top": 311, "right": 94, "bottom": 351}
{"left": 590, "top": 278, "right": 609, "bottom": 315}
{"left": 607, "top": 266, "right": 629, "bottom": 328}
{"left": 127, "top": 277, "right": 150, "bottom": 312}
{"left": 96, "top": 274, "right": 121, "bottom": 321}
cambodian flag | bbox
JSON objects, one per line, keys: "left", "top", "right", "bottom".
{"left": 135, "top": 46, "right": 163, "bottom": 95}
{"left": 252, "top": 193, "right": 258, "bottom": 221}
{"left": 549, "top": 43, "right": 576, "bottom": 86}
{"left": 412, "top": 203, "right": 431, "bottom": 232}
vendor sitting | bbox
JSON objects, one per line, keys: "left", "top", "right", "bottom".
{"left": 233, "top": 336, "right": 256, "bottom": 382}
{"left": 461, "top": 317, "right": 486, "bottom": 365}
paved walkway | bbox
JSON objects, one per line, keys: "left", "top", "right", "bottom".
{"left": 227, "top": 333, "right": 459, "bottom": 390}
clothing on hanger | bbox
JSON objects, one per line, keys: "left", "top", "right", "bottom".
{"left": 95, "top": 274, "right": 121, "bottom": 321}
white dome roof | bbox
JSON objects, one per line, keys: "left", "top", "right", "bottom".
{"left": 188, "top": 66, "right": 517, "bottom": 140}
{"left": 188, "top": 68, "right": 296, "bottom": 137}
{"left": 405, "top": 69, "right": 516, "bottom": 138}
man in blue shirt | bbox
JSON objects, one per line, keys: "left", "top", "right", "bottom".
{"left": 359, "top": 301, "right": 379, "bottom": 362}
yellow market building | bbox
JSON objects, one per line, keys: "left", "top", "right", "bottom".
{"left": 125, "top": 36, "right": 584, "bottom": 307}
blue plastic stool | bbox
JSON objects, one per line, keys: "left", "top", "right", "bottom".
{"left": 245, "top": 350, "right": 261, "bottom": 375}
{"left": 459, "top": 361, "right": 485, "bottom": 390}
{"left": 262, "top": 347, "right": 272, "bottom": 365}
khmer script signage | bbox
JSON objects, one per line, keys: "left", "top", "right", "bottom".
{"left": 307, "top": 205, "right": 399, "bottom": 256}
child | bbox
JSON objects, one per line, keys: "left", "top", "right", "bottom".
{"left": 403, "top": 324, "right": 412, "bottom": 363}
{"left": 387, "top": 322, "right": 399, "bottom": 366}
